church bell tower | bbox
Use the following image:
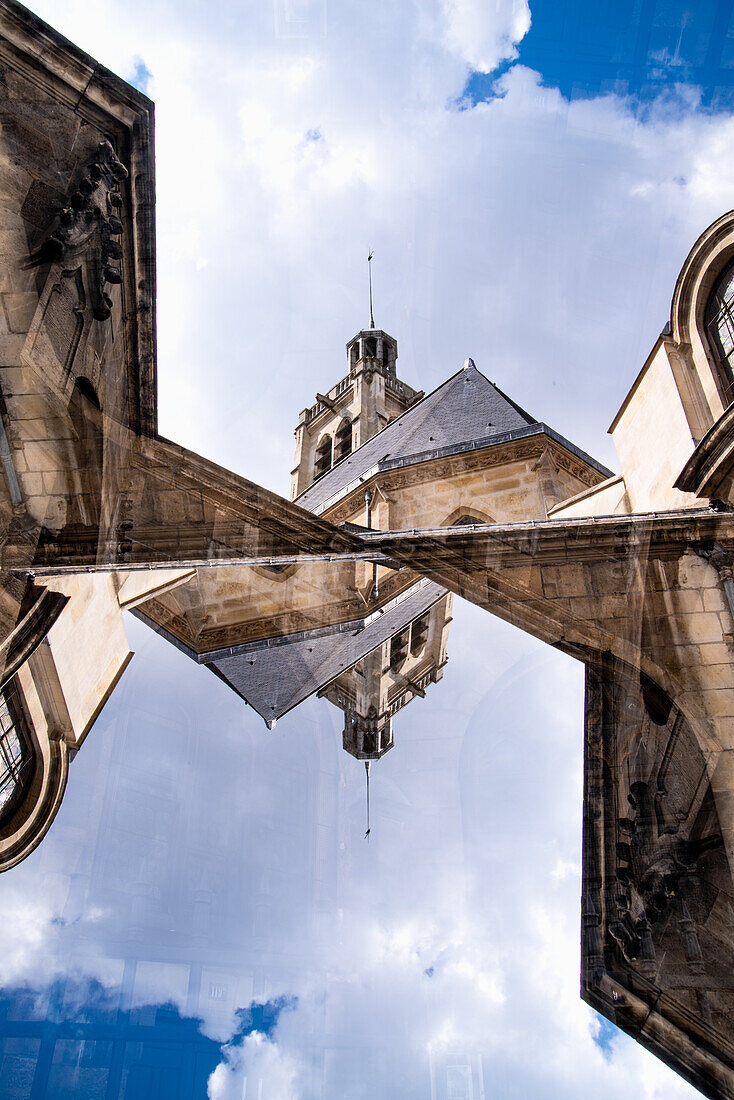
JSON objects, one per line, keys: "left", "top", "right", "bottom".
{"left": 291, "top": 326, "right": 421, "bottom": 499}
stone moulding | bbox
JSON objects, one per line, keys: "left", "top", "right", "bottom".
{"left": 312, "top": 422, "right": 612, "bottom": 522}
{"left": 0, "top": 586, "right": 68, "bottom": 689}
{"left": 675, "top": 404, "right": 734, "bottom": 500}
{"left": 671, "top": 210, "right": 734, "bottom": 349}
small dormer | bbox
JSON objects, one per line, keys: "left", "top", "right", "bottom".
{"left": 347, "top": 329, "right": 398, "bottom": 378}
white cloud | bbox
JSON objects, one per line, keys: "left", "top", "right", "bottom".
{"left": 0, "top": 878, "right": 66, "bottom": 988}
{"left": 208, "top": 1032, "right": 300, "bottom": 1100}
{"left": 0, "top": 876, "right": 122, "bottom": 994}
{"left": 0, "top": 602, "right": 703, "bottom": 1097}
{"left": 2, "top": 2, "right": 731, "bottom": 1095}
{"left": 441, "top": 0, "right": 531, "bottom": 73}
{"left": 20, "top": 0, "right": 734, "bottom": 484}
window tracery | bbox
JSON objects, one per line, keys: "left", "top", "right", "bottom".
{"left": 705, "top": 260, "right": 734, "bottom": 386}
{"left": 0, "top": 679, "right": 34, "bottom": 826}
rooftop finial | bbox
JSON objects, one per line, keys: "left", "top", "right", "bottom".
{"left": 364, "top": 760, "right": 371, "bottom": 841}
{"left": 368, "top": 250, "right": 375, "bottom": 329}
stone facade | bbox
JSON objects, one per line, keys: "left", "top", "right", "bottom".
{"left": 291, "top": 329, "right": 421, "bottom": 498}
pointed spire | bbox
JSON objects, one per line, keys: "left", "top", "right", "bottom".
{"left": 368, "top": 250, "right": 375, "bottom": 330}
{"left": 364, "top": 760, "right": 371, "bottom": 841}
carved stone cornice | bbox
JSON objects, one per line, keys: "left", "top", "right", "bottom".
{"left": 675, "top": 403, "right": 734, "bottom": 500}
{"left": 322, "top": 430, "right": 609, "bottom": 525}
{"left": 361, "top": 508, "right": 734, "bottom": 572}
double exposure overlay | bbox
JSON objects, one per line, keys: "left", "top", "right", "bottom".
{"left": 1, "top": 0, "right": 734, "bottom": 1097}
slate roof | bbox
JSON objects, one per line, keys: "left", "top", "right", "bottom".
{"left": 207, "top": 579, "right": 446, "bottom": 726}
{"left": 296, "top": 364, "right": 537, "bottom": 512}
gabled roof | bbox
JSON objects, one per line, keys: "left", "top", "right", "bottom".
{"left": 207, "top": 579, "right": 446, "bottom": 725}
{"left": 296, "top": 364, "right": 537, "bottom": 512}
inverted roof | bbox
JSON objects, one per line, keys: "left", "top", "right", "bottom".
{"left": 208, "top": 580, "right": 446, "bottom": 725}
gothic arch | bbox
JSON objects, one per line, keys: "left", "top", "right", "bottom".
{"left": 442, "top": 506, "right": 494, "bottom": 527}
{"left": 334, "top": 417, "right": 352, "bottom": 463}
{"left": 0, "top": 672, "right": 69, "bottom": 873}
{"left": 314, "top": 433, "right": 332, "bottom": 480}
{"left": 66, "top": 376, "right": 104, "bottom": 529}
{"left": 251, "top": 561, "right": 299, "bottom": 582}
{"left": 670, "top": 209, "right": 734, "bottom": 430}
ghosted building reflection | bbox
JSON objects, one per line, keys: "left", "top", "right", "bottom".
{"left": 162, "top": 324, "right": 606, "bottom": 767}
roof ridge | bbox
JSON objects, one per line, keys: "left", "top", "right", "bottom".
{"left": 485, "top": 377, "right": 536, "bottom": 425}
{"left": 296, "top": 361, "right": 539, "bottom": 511}
{"left": 296, "top": 362, "right": 534, "bottom": 506}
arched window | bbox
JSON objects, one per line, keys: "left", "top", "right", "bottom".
{"left": 443, "top": 507, "right": 494, "bottom": 527}
{"left": 334, "top": 418, "right": 352, "bottom": 463}
{"left": 252, "top": 561, "right": 298, "bottom": 581}
{"left": 390, "top": 628, "right": 410, "bottom": 672}
{"left": 362, "top": 730, "right": 377, "bottom": 756}
{"left": 364, "top": 337, "right": 376, "bottom": 358}
{"left": 0, "top": 678, "right": 34, "bottom": 826}
{"left": 410, "top": 613, "right": 430, "bottom": 657}
{"left": 705, "top": 261, "right": 734, "bottom": 384}
{"left": 314, "top": 434, "right": 332, "bottom": 480}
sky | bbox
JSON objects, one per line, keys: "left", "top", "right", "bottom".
{"left": 2, "top": 0, "right": 733, "bottom": 1096}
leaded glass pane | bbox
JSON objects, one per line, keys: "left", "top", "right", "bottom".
{"left": 706, "top": 261, "right": 734, "bottom": 377}
{"left": 0, "top": 683, "right": 32, "bottom": 820}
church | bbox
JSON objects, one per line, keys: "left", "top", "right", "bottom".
{"left": 0, "top": 1, "right": 733, "bottom": 1095}
{"left": 140, "top": 323, "right": 608, "bottom": 762}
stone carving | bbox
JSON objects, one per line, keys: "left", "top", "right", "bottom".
{"left": 583, "top": 658, "right": 734, "bottom": 1092}
{"left": 43, "top": 139, "right": 128, "bottom": 321}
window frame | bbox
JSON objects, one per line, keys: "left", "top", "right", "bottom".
{"left": 704, "top": 258, "right": 734, "bottom": 405}
{"left": 0, "top": 677, "right": 35, "bottom": 827}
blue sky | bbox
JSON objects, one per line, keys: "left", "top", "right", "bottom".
{"left": 2, "top": 0, "right": 732, "bottom": 1096}
{"left": 464, "top": 0, "right": 734, "bottom": 109}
